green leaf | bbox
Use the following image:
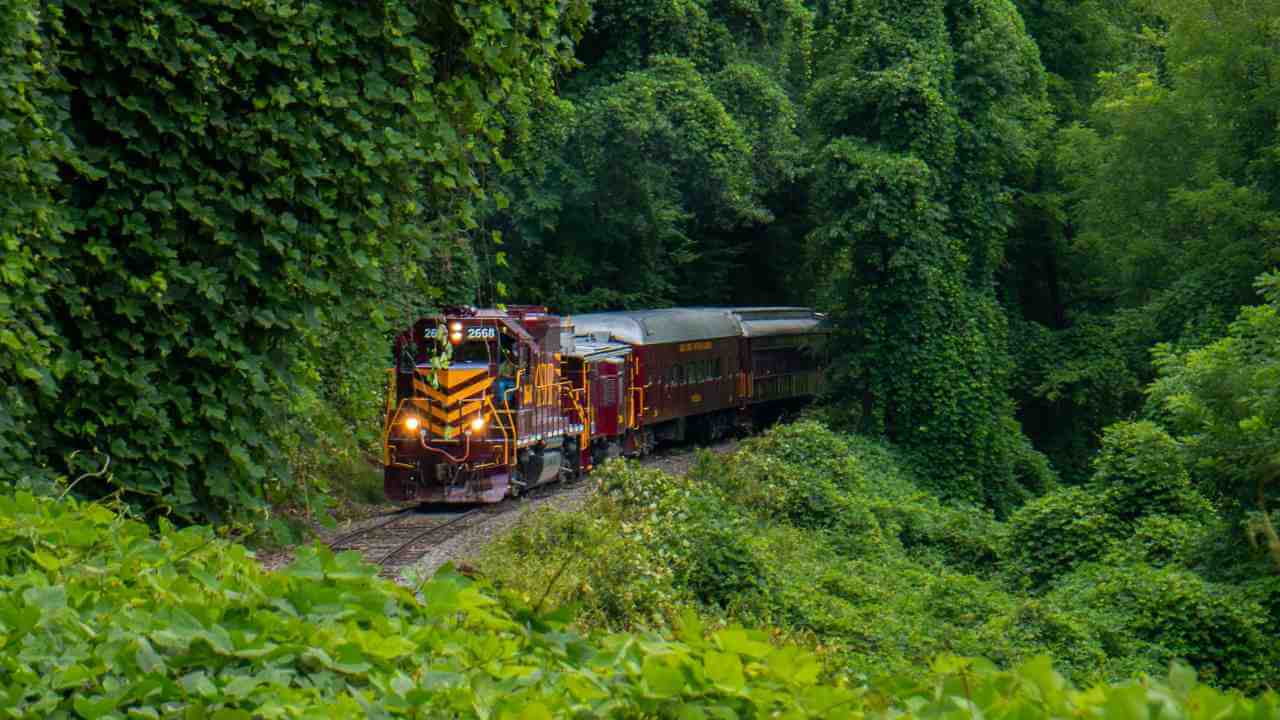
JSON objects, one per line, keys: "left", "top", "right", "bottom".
{"left": 642, "top": 655, "right": 687, "bottom": 698}
{"left": 703, "top": 651, "right": 744, "bottom": 692}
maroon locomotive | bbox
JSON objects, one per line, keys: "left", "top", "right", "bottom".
{"left": 382, "top": 306, "right": 826, "bottom": 503}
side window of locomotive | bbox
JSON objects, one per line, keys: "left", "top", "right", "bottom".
{"left": 714, "top": 358, "right": 722, "bottom": 379}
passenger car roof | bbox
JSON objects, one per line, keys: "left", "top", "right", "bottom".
{"left": 569, "top": 307, "right": 824, "bottom": 346}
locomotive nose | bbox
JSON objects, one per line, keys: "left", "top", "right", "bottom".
{"left": 412, "top": 365, "right": 495, "bottom": 438}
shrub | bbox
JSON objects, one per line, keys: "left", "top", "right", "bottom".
{"left": 701, "top": 422, "right": 1004, "bottom": 571}
{"left": 1103, "top": 514, "right": 1216, "bottom": 567}
{"left": 974, "top": 600, "right": 1120, "bottom": 684}
{"left": 1006, "top": 421, "right": 1215, "bottom": 587}
{"left": 477, "top": 505, "right": 682, "bottom": 630}
{"left": 676, "top": 510, "right": 770, "bottom": 611}
{"left": 1091, "top": 421, "right": 1210, "bottom": 520}
{"left": 1005, "top": 486, "right": 1119, "bottom": 588}
{"left": 1048, "top": 563, "right": 1279, "bottom": 691}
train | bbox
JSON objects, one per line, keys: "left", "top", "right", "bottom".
{"left": 382, "top": 305, "right": 827, "bottom": 503}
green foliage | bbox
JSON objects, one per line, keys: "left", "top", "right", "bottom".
{"left": 0, "top": 490, "right": 846, "bottom": 716}
{"left": 494, "top": 0, "right": 812, "bottom": 310}
{"left": 483, "top": 423, "right": 1115, "bottom": 684}
{"left": 0, "top": 0, "right": 586, "bottom": 523}
{"left": 475, "top": 502, "right": 684, "bottom": 629}
{"left": 1006, "top": 421, "right": 1214, "bottom": 587}
{"left": 0, "top": 0, "right": 74, "bottom": 491}
{"left": 1014, "top": 0, "right": 1280, "bottom": 475}
{"left": 1090, "top": 421, "right": 1208, "bottom": 520}
{"left": 508, "top": 56, "right": 773, "bottom": 309}
{"left": 1011, "top": 308, "right": 1159, "bottom": 482}
{"left": 486, "top": 421, "right": 1280, "bottom": 689}
{"left": 1105, "top": 514, "right": 1215, "bottom": 568}
{"left": 1060, "top": 1, "right": 1280, "bottom": 315}
{"left": 1048, "top": 563, "right": 1279, "bottom": 691}
{"left": 1149, "top": 272, "right": 1280, "bottom": 571}
{"left": 5, "top": 490, "right": 1277, "bottom": 718}
{"left": 806, "top": 0, "right": 1053, "bottom": 507}
{"left": 1012, "top": 0, "right": 1151, "bottom": 121}
{"left": 1005, "top": 486, "right": 1119, "bottom": 587}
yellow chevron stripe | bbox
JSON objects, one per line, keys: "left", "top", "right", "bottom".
{"left": 414, "top": 369, "right": 492, "bottom": 397}
{"left": 413, "top": 368, "right": 487, "bottom": 387}
{"left": 442, "top": 379, "right": 492, "bottom": 405}
{"left": 417, "top": 379, "right": 494, "bottom": 406}
{"left": 406, "top": 398, "right": 493, "bottom": 438}
{"left": 425, "top": 402, "right": 483, "bottom": 424}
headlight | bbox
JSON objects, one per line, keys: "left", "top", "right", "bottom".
{"left": 404, "top": 416, "right": 420, "bottom": 432}
{"left": 470, "top": 416, "right": 486, "bottom": 432}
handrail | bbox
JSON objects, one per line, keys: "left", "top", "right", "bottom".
{"left": 629, "top": 356, "right": 648, "bottom": 428}
{"left": 485, "top": 395, "right": 513, "bottom": 466}
{"left": 562, "top": 381, "right": 590, "bottom": 451}
{"left": 382, "top": 398, "right": 417, "bottom": 469}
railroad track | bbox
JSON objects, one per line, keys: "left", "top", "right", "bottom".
{"left": 320, "top": 439, "right": 737, "bottom": 577}
{"left": 327, "top": 506, "right": 495, "bottom": 576}
{"left": 325, "top": 476, "right": 588, "bottom": 577}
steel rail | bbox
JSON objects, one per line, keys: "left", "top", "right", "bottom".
{"left": 326, "top": 507, "right": 418, "bottom": 550}
{"left": 373, "top": 507, "right": 489, "bottom": 567}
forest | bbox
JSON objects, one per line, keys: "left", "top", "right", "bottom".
{"left": 1, "top": 0, "right": 1279, "bottom": 715}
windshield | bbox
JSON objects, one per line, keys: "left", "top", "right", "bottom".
{"left": 450, "top": 340, "right": 494, "bottom": 365}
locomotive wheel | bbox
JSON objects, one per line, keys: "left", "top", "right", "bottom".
{"left": 562, "top": 438, "right": 582, "bottom": 479}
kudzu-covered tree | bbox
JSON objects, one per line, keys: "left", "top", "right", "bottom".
{"left": 806, "top": 0, "right": 1052, "bottom": 507}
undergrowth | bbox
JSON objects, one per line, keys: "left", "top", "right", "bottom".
{"left": 477, "top": 420, "right": 1280, "bottom": 691}
{"left": 3, "top": 488, "right": 1278, "bottom": 718}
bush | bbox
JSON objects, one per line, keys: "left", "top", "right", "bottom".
{"left": 974, "top": 600, "right": 1120, "bottom": 684}
{"left": 1048, "top": 563, "right": 1279, "bottom": 691}
{"left": 477, "top": 505, "right": 682, "bottom": 630}
{"left": 1005, "top": 421, "right": 1215, "bottom": 587}
{"left": 1005, "top": 486, "right": 1119, "bottom": 588}
{"left": 674, "top": 497, "right": 770, "bottom": 611}
{"left": 697, "top": 422, "right": 1005, "bottom": 572}
{"left": 1091, "top": 421, "right": 1210, "bottom": 520}
{"left": 1103, "top": 514, "right": 1216, "bottom": 567}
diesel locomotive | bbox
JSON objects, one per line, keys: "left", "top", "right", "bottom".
{"left": 383, "top": 305, "right": 826, "bottom": 503}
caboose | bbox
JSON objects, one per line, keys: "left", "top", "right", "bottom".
{"left": 383, "top": 306, "right": 825, "bottom": 503}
